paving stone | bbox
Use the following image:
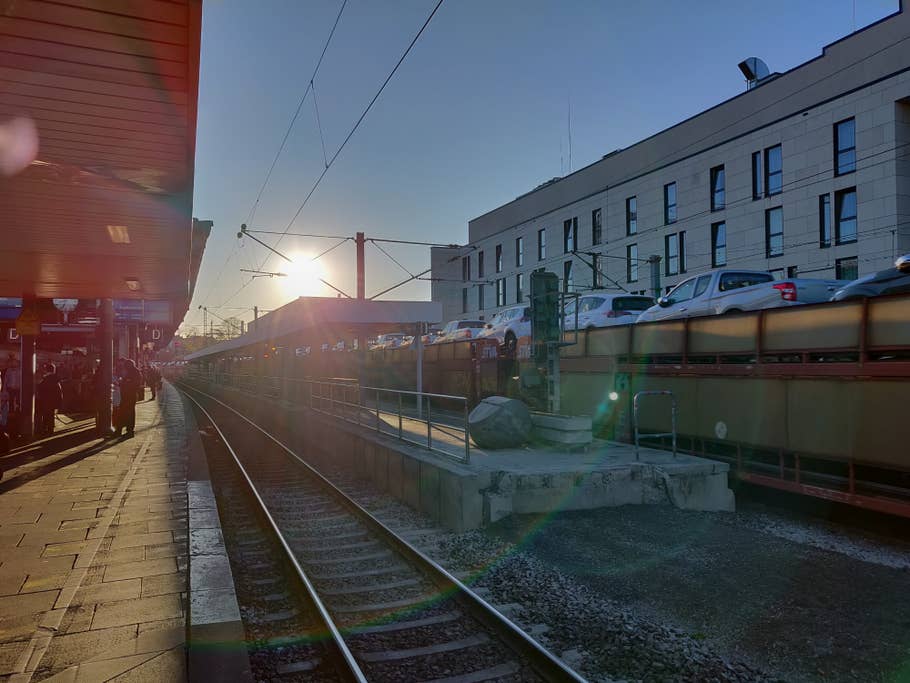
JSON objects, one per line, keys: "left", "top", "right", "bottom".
{"left": 109, "top": 532, "right": 173, "bottom": 551}
{"left": 140, "top": 573, "right": 186, "bottom": 598}
{"left": 40, "top": 625, "right": 138, "bottom": 672}
{"left": 107, "top": 645, "right": 185, "bottom": 682}
{"left": 144, "top": 543, "right": 185, "bottom": 560}
{"left": 20, "top": 572, "right": 70, "bottom": 594}
{"left": 43, "top": 541, "right": 90, "bottom": 558}
{"left": 0, "top": 639, "right": 27, "bottom": 677}
{"left": 0, "top": 589, "right": 59, "bottom": 619}
{"left": 91, "top": 594, "right": 183, "bottom": 630}
{"left": 102, "top": 558, "right": 177, "bottom": 583}
{"left": 71, "top": 579, "right": 141, "bottom": 607}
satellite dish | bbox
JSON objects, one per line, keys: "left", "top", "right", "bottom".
{"left": 738, "top": 57, "right": 770, "bottom": 89}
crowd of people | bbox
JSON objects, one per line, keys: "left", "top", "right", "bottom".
{"left": 0, "top": 354, "right": 162, "bottom": 450}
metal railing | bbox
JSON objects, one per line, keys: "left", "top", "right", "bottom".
{"left": 632, "top": 389, "right": 678, "bottom": 460}
{"left": 186, "top": 369, "right": 471, "bottom": 463}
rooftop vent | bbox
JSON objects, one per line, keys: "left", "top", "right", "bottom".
{"left": 738, "top": 57, "right": 771, "bottom": 90}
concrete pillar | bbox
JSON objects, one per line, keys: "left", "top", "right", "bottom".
{"left": 19, "top": 331, "right": 36, "bottom": 439}
{"left": 97, "top": 298, "right": 114, "bottom": 436}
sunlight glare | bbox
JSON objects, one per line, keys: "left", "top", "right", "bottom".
{"left": 281, "top": 253, "right": 325, "bottom": 297}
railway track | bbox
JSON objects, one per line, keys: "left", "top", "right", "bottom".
{"left": 179, "top": 382, "right": 584, "bottom": 683}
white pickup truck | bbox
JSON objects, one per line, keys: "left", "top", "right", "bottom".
{"left": 636, "top": 270, "right": 846, "bottom": 323}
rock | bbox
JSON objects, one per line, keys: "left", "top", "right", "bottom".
{"left": 468, "top": 396, "right": 532, "bottom": 448}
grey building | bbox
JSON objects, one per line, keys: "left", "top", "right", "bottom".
{"left": 432, "top": 6, "right": 910, "bottom": 323}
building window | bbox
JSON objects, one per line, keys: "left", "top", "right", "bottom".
{"left": 563, "top": 217, "right": 577, "bottom": 253}
{"left": 516, "top": 273, "right": 524, "bottom": 302}
{"left": 836, "top": 256, "right": 858, "bottom": 281}
{"left": 819, "top": 194, "right": 831, "bottom": 248}
{"left": 765, "top": 144, "right": 782, "bottom": 196}
{"left": 478, "top": 284, "right": 484, "bottom": 310}
{"left": 461, "top": 288, "right": 468, "bottom": 313}
{"left": 835, "top": 187, "right": 857, "bottom": 245}
{"left": 711, "top": 221, "right": 726, "bottom": 267}
{"left": 478, "top": 251, "right": 485, "bottom": 278}
{"left": 765, "top": 206, "right": 783, "bottom": 257}
{"left": 563, "top": 260, "right": 574, "bottom": 292}
{"left": 664, "top": 232, "right": 686, "bottom": 275}
{"left": 664, "top": 182, "right": 677, "bottom": 224}
{"left": 769, "top": 268, "right": 784, "bottom": 280}
{"left": 787, "top": 265, "right": 799, "bottom": 278}
{"left": 495, "top": 244, "right": 503, "bottom": 273}
{"left": 626, "top": 196, "right": 637, "bottom": 235}
{"left": 515, "top": 236, "right": 524, "bottom": 267}
{"left": 835, "top": 117, "right": 856, "bottom": 176}
{"left": 751, "top": 151, "right": 762, "bottom": 200}
{"left": 592, "top": 208, "right": 602, "bottom": 245}
{"left": 710, "top": 165, "right": 725, "bottom": 211}
{"left": 495, "top": 278, "right": 506, "bottom": 307}
{"left": 592, "top": 253, "right": 603, "bottom": 288}
{"left": 537, "top": 228, "right": 546, "bottom": 260}
{"left": 461, "top": 256, "right": 470, "bottom": 282}
{"left": 627, "top": 244, "right": 639, "bottom": 282}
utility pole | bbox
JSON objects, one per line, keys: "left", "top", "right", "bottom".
{"left": 355, "top": 232, "right": 365, "bottom": 300}
{"left": 253, "top": 306, "right": 258, "bottom": 321}
{"left": 648, "top": 255, "right": 662, "bottom": 299}
{"left": 200, "top": 306, "right": 208, "bottom": 340}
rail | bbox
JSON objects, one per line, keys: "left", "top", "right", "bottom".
{"left": 186, "top": 369, "right": 471, "bottom": 463}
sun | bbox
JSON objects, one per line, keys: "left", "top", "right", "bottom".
{"left": 281, "top": 253, "right": 325, "bottom": 297}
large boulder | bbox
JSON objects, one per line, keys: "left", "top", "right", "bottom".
{"left": 469, "top": 396, "right": 532, "bottom": 449}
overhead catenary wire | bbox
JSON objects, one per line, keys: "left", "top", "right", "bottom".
{"left": 261, "top": 0, "right": 446, "bottom": 270}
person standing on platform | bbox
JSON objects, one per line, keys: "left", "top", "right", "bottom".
{"left": 117, "top": 358, "right": 141, "bottom": 438}
{"left": 35, "top": 363, "right": 62, "bottom": 436}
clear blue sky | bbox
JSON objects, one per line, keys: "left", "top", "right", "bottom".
{"left": 185, "top": 0, "right": 899, "bottom": 333}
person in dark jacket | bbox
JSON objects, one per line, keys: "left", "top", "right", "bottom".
{"left": 35, "top": 363, "right": 63, "bottom": 436}
{"left": 117, "top": 358, "right": 142, "bottom": 438}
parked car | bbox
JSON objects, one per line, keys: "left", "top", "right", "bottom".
{"left": 370, "top": 333, "right": 408, "bottom": 350}
{"left": 831, "top": 254, "right": 910, "bottom": 300}
{"left": 564, "top": 294, "right": 655, "bottom": 330}
{"left": 438, "top": 319, "right": 487, "bottom": 342}
{"left": 636, "top": 269, "right": 846, "bottom": 323}
{"left": 478, "top": 306, "right": 531, "bottom": 354}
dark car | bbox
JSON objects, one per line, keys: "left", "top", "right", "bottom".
{"left": 831, "top": 254, "right": 910, "bottom": 301}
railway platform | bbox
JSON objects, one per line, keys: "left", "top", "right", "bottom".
{"left": 0, "top": 385, "right": 247, "bottom": 682}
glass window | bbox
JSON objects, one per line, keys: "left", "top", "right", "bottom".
{"left": 664, "top": 182, "right": 677, "bottom": 224}
{"left": 819, "top": 194, "right": 831, "bottom": 248}
{"left": 765, "top": 206, "right": 783, "bottom": 257}
{"left": 693, "top": 275, "right": 712, "bottom": 297}
{"left": 516, "top": 272, "right": 524, "bottom": 302}
{"left": 461, "top": 256, "right": 470, "bottom": 282}
{"left": 835, "top": 187, "right": 857, "bottom": 244}
{"left": 537, "top": 228, "right": 546, "bottom": 260}
{"left": 515, "top": 236, "right": 524, "bottom": 267}
{"left": 592, "top": 253, "right": 603, "bottom": 288}
{"left": 626, "top": 196, "right": 637, "bottom": 235}
{"left": 563, "top": 260, "right": 574, "bottom": 292}
{"left": 719, "top": 272, "right": 773, "bottom": 292}
{"left": 667, "top": 277, "right": 697, "bottom": 302}
{"left": 580, "top": 297, "right": 605, "bottom": 313}
{"left": 787, "top": 265, "right": 799, "bottom": 278}
{"left": 710, "top": 165, "right": 725, "bottom": 211}
{"left": 563, "top": 218, "right": 577, "bottom": 253}
{"left": 665, "top": 233, "right": 679, "bottom": 276}
{"left": 769, "top": 268, "right": 784, "bottom": 280}
{"left": 592, "top": 208, "right": 602, "bottom": 245}
{"left": 752, "top": 151, "right": 762, "bottom": 200}
{"left": 477, "top": 284, "right": 484, "bottom": 310}
{"left": 495, "top": 244, "right": 503, "bottom": 273}
{"left": 461, "top": 288, "right": 468, "bottom": 313}
{"left": 478, "top": 251, "right": 485, "bottom": 278}
{"left": 835, "top": 118, "right": 856, "bottom": 175}
{"left": 836, "top": 256, "right": 858, "bottom": 281}
{"left": 765, "top": 144, "right": 782, "bottom": 196}
{"left": 612, "top": 296, "right": 653, "bottom": 312}
{"left": 712, "top": 221, "right": 726, "bottom": 267}
{"left": 496, "top": 278, "right": 506, "bottom": 306}
{"left": 627, "top": 244, "right": 638, "bottom": 282}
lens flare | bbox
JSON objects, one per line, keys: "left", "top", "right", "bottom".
{"left": 281, "top": 254, "right": 325, "bottom": 298}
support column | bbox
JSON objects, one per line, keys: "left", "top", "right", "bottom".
{"left": 97, "top": 298, "right": 114, "bottom": 436}
{"left": 19, "top": 331, "right": 36, "bottom": 439}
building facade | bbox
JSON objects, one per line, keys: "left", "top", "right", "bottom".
{"left": 432, "top": 6, "right": 910, "bottom": 324}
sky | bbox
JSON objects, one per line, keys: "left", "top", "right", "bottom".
{"left": 185, "top": 0, "right": 899, "bottom": 334}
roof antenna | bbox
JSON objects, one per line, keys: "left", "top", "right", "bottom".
{"left": 567, "top": 93, "right": 573, "bottom": 173}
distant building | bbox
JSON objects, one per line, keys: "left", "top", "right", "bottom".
{"left": 432, "top": 6, "right": 910, "bottom": 323}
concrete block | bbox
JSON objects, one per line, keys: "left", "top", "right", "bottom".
{"left": 401, "top": 455, "right": 420, "bottom": 510}
{"left": 387, "top": 450, "right": 404, "bottom": 499}
{"left": 418, "top": 462, "right": 440, "bottom": 521}
{"left": 372, "top": 446, "right": 389, "bottom": 493}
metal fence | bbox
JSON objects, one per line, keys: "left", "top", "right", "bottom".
{"left": 185, "top": 369, "right": 471, "bottom": 463}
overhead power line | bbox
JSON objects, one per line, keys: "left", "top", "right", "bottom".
{"left": 261, "top": 0, "right": 446, "bottom": 270}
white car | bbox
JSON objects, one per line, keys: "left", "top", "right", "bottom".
{"left": 564, "top": 294, "right": 654, "bottom": 330}
{"left": 478, "top": 305, "right": 531, "bottom": 354}
{"left": 438, "top": 319, "right": 486, "bottom": 342}
{"left": 370, "top": 333, "right": 408, "bottom": 350}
